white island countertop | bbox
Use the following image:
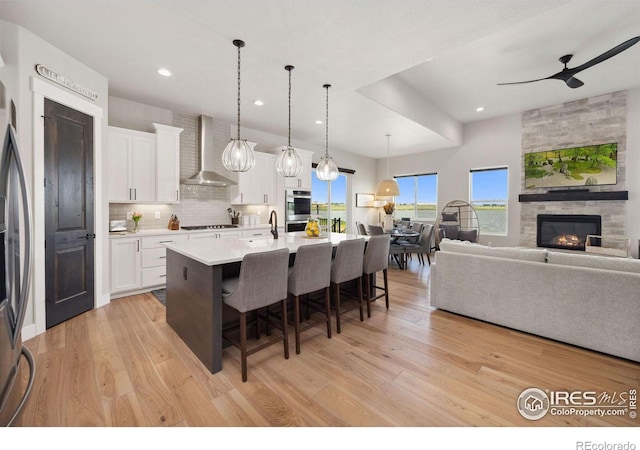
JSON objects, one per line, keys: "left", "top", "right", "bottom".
{"left": 164, "top": 231, "right": 368, "bottom": 266}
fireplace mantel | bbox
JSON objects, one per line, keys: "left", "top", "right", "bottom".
{"left": 519, "top": 190, "right": 628, "bottom": 203}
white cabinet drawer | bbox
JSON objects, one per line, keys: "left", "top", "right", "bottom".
{"left": 188, "top": 231, "right": 241, "bottom": 240}
{"left": 142, "top": 247, "right": 166, "bottom": 268}
{"left": 141, "top": 234, "right": 188, "bottom": 249}
{"left": 142, "top": 266, "right": 166, "bottom": 287}
{"left": 241, "top": 229, "right": 271, "bottom": 238}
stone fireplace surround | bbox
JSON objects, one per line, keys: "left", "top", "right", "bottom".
{"left": 519, "top": 91, "right": 627, "bottom": 248}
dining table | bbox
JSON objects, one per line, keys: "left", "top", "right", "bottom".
{"left": 387, "top": 228, "right": 420, "bottom": 269}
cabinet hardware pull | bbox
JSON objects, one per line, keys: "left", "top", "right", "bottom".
{"left": 160, "top": 256, "right": 166, "bottom": 259}
{"left": 160, "top": 240, "right": 172, "bottom": 243}
{"left": 129, "top": 188, "right": 132, "bottom": 200}
{"left": 160, "top": 274, "right": 166, "bottom": 278}
{"left": 176, "top": 190, "right": 179, "bottom": 201}
{"left": 134, "top": 188, "right": 137, "bottom": 200}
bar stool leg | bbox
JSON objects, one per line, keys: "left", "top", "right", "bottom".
{"left": 334, "top": 282, "right": 342, "bottom": 334}
{"left": 383, "top": 269, "right": 390, "bottom": 309}
{"left": 282, "top": 298, "right": 289, "bottom": 360}
{"left": 358, "top": 276, "right": 364, "bottom": 322}
{"left": 324, "top": 286, "right": 332, "bottom": 339}
{"left": 294, "top": 294, "right": 301, "bottom": 355}
{"left": 240, "top": 312, "right": 248, "bottom": 382}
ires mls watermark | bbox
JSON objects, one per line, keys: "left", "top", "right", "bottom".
{"left": 517, "top": 387, "right": 637, "bottom": 421}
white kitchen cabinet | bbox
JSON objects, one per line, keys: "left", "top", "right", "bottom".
{"left": 272, "top": 147, "right": 313, "bottom": 190}
{"left": 140, "top": 234, "right": 188, "bottom": 287}
{"left": 230, "top": 151, "right": 277, "bottom": 205}
{"left": 110, "top": 237, "right": 142, "bottom": 293}
{"left": 154, "top": 123, "right": 183, "bottom": 203}
{"left": 108, "top": 127, "right": 156, "bottom": 202}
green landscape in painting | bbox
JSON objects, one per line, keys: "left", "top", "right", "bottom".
{"left": 524, "top": 143, "right": 617, "bottom": 188}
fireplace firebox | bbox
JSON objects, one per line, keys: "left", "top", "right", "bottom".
{"left": 537, "top": 214, "right": 602, "bottom": 251}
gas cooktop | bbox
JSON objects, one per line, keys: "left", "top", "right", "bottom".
{"left": 181, "top": 224, "right": 239, "bottom": 230}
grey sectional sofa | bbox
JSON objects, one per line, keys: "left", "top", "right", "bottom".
{"left": 429, "top": 238, "right": 640, "bottom": 362}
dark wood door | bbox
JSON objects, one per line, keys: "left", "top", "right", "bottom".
{"left": 44, "top": 99, "right": 94, "bottom": 328}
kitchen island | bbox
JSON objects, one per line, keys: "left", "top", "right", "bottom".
{"left": 164, "top": 232, "right": 368, "bottom": 374}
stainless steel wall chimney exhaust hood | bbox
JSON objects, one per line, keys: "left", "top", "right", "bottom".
{"left": 185, "top": 115, "right": 236, "bottom": 186}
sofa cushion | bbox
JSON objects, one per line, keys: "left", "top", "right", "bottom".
{"left": 547, "top": 251, "right": 640, "bottom": 274}
{"left": 439, "top": 238, "right": 547, "bottom": 262}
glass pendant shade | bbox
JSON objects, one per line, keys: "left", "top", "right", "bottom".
{"left": 277, "top": 65, "right": 303, "bottom": 177}
{"left": 222, "top": 139, "right": 255, "bottom": 172}
{"left": 376, "top": 178, "right": 400, "bottom": 196}
{"left": 223, "top": 39, "right": 255, "bottom": 173}
{"left": 316, "top": 154, "right": 339, "bottom": 181}
{"left": 316, "top": 83, "right": 339, "bottom": 182}
{"left": 276, "top": 145, "right": 303, "bottom": 177}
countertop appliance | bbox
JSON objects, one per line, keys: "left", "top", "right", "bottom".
{"left": 0, "top": 122, "right": 35, "bottom": 426}
{"left": 285, "top": 189, "right": 311, "bottom": 232}
{"left": 181, "top": 224, "right": 239, "bottom": 231}
{"left": 109, "top": 219, "right": 127, "bottom": 232}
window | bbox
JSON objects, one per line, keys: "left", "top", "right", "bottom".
{"left": 394, "top": 173, "right": 437, "bottom": 221}
{"left": 469, "top": 167, "right": 508, "bottom": 235}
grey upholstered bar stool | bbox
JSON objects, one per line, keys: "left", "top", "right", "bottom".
{"left": 287, "top": 242, "right": 333, "bottom": 354}
{"left": 221, "top": 247, "right": 290, "bottom": 382}
{"left": 362, "top": 234, "right": 391, "bottom": 318}
{"left": 330, "top": 238, "right": 366, "bottom": 334}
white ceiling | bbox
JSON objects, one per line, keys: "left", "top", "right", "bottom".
{"left": 1, "top": 0, "right": 639, "bottom": 159}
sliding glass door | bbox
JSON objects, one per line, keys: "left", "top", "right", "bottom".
{"left": 311, "top": 172, "right": 348, "bottom": 233}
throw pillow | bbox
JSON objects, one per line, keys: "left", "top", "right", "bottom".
{"left": 441, "top": 212, "right": 458, "bottom": 222}
{"left": 439, "top": 224, "right": 460, "bottom": 240}
{"left": 458, "top": 229, "right": 478, "bottom": 242}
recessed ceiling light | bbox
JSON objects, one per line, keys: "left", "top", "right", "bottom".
{"left": 476, "top": 106, "right": 485, "bottom": 112}
{"left": 253, "top": 100, "right": 264, "bottom": 106}
{"left": 157, "top": 68, "right": 172, "bottom": 77}
{"left": 315, "top": 120, "right": 323, "bottom": 125}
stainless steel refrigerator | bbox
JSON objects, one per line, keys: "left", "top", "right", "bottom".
{"left": 0, "top": 81, "right": 35, "bottom": 426}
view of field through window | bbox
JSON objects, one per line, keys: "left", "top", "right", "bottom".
{"left": 470, "top": 167, "right": 508, "bottom": 234}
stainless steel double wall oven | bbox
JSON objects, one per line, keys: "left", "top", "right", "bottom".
{"left": 285, "top": 189, "right": 311, "bottom": 232}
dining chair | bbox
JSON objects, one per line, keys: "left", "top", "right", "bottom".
{"left": 221, "top": 247, "right": 290, "bottom": 382}
{"left": 330, "top": 238, "right": 366, "bottom": 334}
{"left": 287, "top": 242, "right": 333, "bottom": 354}
{"left": 401, "top": 223, "right": 434, "bottom": 265}
{"left": 356, "top": 221, "right": 368, "bottom": 236}
{"left": 367, "top": 225, "right": 384, "bottom": 236}
{"left": 362, "top": 235, "right": 391, "bottom": 317}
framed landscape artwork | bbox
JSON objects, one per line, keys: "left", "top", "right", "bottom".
{"left": 524, "top": 142, "right": 617, "bottom": 189}
{"left": 356, "top": 193, "right": 375, "bottom": 207}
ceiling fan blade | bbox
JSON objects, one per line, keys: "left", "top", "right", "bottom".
{"left": 565, "top": 76, "right": 584, "bottom": 89}
{"left": 497, "top": 77, "right": 548, "bottom": 86}
{"left": 572, "top": 36, "right": 640, "bottom": 74}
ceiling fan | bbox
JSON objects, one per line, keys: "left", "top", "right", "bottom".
{"left": 498, "top": 36, "right": 640, "bottom": 89}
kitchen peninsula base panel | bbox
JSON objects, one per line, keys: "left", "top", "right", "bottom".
{"left": 166, "top": 250, "right": 224, "bottom": 374}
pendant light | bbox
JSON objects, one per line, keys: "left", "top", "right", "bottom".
{"left": 316, "top": 84, "right": 339, "bottom": 181}
{"left": 276, "top": 65, "right": 303, "bottom": 177}
{"left": 222, "top": 39, "right": 255, "bottom": 172}
{"left": 376, "top": 134, "right": 400, "bottom": 196}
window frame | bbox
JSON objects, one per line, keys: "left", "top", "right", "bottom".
{"left": 393, "top": 172, "right": 438, "bottom": 222}
{"left": 469, "top": 166, "right": 509, "bottom": 237}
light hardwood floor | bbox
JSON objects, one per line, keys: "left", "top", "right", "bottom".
{"left": 16, "top": 256, "right": 639, "bottom": 427}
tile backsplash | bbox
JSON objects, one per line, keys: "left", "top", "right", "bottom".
{"left": 108, "top": 111, "right": 272, "bottom": 230}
